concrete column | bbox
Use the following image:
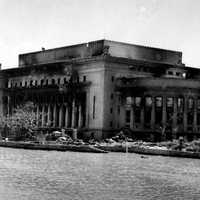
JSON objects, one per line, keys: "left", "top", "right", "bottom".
{"left": 59, "top": 105, "right": 63, "bottom": 127}
{"left": 151, "top": 97, "right": 155, "bottom": 129}
{"left": 71, "top": 99, "right": 76, "bottom": 128}
{"left": 7, "top": 96, "right": 10, "bottom": 116}
{"left": 162, "top": 96, "right": 167, "bottom": 126}
{"left": 130, "top": 106, "right": 134, "bottom": 129}
{"left": 172, "top": 97, "right": 178, "bottom": 139}
{"left": 140, "top": 97, "right": 144, "bottom": 129}
{"left": 65, "top": 105, "right": 69, "bottom": 127}
{"left": 53, "top": 104, "right": 57, "bottom": 127}
{"left": 85, "top": 91, "right": 90, "bottom": 127}
{"left": 78, "top": 104, "right": 83, "bottom": 128}
{"left": 41, "top": 104, "right": 45, "bottom": 127}
{"left": 194, "top": 98, "right": 197, "bottom": 132}
{"left": 47, "top": 104, "right": 51, "bottom": 127}
{"left": 183, "top": 96, "right": 188, "bottom": 132}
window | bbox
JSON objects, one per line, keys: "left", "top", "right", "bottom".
{"left": 25, "top": 81, "right": 27, "bottom": 87}
{"left": 111, "top": 76, "right": 114, "bottom": 82}
{"left": 197, "top": 98, "right": 200, "bottom": 110}
{"left": 20, "top": 82, "right": 22, "bottom": 87}
{"left": 30, "top": 80, "right": 33, "bottom": 86}
{"left": 40, "top": 79, "right": 44, "bottom": 86}
{"left": 110, "top": 93, "right": 114, "bottom": 100}
{"left": 117, "top": 106, "right": 120, "bottom": 114}
{"left": 110, "top": 121, "right": 113, "bottom": 127}
{"left": 176, "top": 72, "right": 181, "bottom": 76}
{"left": 168, "top": 71, "right": 173, "bottom": 75}
{"left": 52, "top": 79, "right": 55, "bottom": 85}
{"left": 57, "top": 78, "right": 60, "bottom": 84}
{"left": 83, "top": 76, "right": 86, "bottom": 82}
{"left": 110, "top": 108, "right": 113, "bottom": 114}
{"left": 46, "top": 79, "right": 48, "bottom": 85}
{"left": 125, "top": 110, "right": 131, "bottom": 124}
{"left": 35, "top": 80, "right": 38, "bottom": 86}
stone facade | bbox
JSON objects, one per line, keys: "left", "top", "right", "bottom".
{"left": 0, "top": 39, "right": 200, "bottom": 140}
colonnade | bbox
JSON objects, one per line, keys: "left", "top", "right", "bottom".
{"left": 36, "top": 99, "right": 84, "bottom": 128}
{"left": 125, "top": 95, "right": 200, "bottom": 133}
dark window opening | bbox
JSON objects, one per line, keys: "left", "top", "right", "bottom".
{"left": 83, "top": 76, "right": 86, "bottom": 82}
{"left": 20, "top": 82, "right": 22, "bottom": 87}
{"left": 25, "top": 81, "right": 27, "bottom": 87}
{"left": 110, "top": 121, "right": 113, "bottom": 127}
{"left": 30, "top": 80, "right": 33, "bottom": 86}
{"left": 110, "top": 108, "right": 113, "bottom": 114}
{"left": 197, "top": 98, "right": 200, "bottom": 110}
{"left": 144, "top": 110, "right": 151, "bottom": 124}
{"left": 111, "top": 93, "right": 114, "bottom": 100}
{"left": 52, "top": 79, "right": 55, "bottom": 85}
{"left": 93, "top": 96, "right": 96, "bottom": 119}
{"left": 40, "top": 79, "right": 44, "bottom": 86}
{"left": 57, "top": 78, "right": 60, "bottom": 84}
{"left": 111, "top": 76, "right": 114, "bottom": 82}
{"left": 188, "top": 112, "right": 194, "bottom": 125}
{"left": 155, "top": 110, "right": 162, "bottom": 124}
{"left": 35, "top": 80, "right": 38, "bottom": 86}
{"left": 125, "top": 110, "right": 131, "bottom": 126}
{"left": 15, "top": 83, "right": 17, "bottom": 87}
{"left": 177, "top": 113, "right": 183, "bottom": 124}
{"left": 46, "top": 79, "right": 48, "bottom": 85}
{"left": 197, "top": 113, "right": 200, "bottom": 125}
{"left": 135, "top": 109, "right": 141, "bottom": 123}
{"left": 168, "top": 71, "right": 173, "bottom": 75}
{"left": 117, "top": 106, "right": 120, "bottom": 114}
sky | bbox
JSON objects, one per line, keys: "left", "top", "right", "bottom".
{"left": 0, "top": 0, "right": 200, "bottom": 69}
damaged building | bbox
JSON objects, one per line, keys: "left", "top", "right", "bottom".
{"left": 0, "top": 39, "right": 200, "bottom": 140}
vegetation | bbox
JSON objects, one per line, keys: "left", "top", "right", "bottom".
{"left": 0, "top": 102, "right": 38, "bottom": 140}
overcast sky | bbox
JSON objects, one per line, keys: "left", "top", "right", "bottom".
{"left": 0, "top": 0, "right": 200, "bottom": 69}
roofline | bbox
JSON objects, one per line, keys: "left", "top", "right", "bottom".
{"left": 19, "top": 39, "right": 182, "bottom": 56}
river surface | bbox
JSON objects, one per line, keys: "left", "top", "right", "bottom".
{"left": 0, "top": 147, "right": 200, "bottom": 200}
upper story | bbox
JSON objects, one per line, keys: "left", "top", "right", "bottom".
{"left": 0, "top": 39, "right": 200, "bottom": 90}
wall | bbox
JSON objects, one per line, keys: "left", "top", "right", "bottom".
{"left": 105, "top": 40, "right": 182, "bottom": 65}
{"left": 19, "top": 40, "right": 104, "bottom": 67}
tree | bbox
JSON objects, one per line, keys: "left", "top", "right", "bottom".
{"left": 0, "top": 101, "right": 38, "bottom": 140}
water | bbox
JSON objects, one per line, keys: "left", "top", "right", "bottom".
{"left": 0, "top": 147, "right": 200, "bottom": 200}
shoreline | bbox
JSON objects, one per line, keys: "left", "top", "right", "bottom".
{"left": 1, "top": 140, "right": 200, "bottom": 159}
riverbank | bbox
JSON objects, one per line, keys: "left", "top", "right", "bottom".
{"left": 97, "top": 142, "right": 200, "bottom": 159}
{"left": 1, "top": 140, "right": 200, "bottom": 159}
{"left": 0, "top": 141, "right": 108, "bottom": 153}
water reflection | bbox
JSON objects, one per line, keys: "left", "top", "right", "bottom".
{"left": 0, "top": 147, "right": 200, "bottom": 200}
